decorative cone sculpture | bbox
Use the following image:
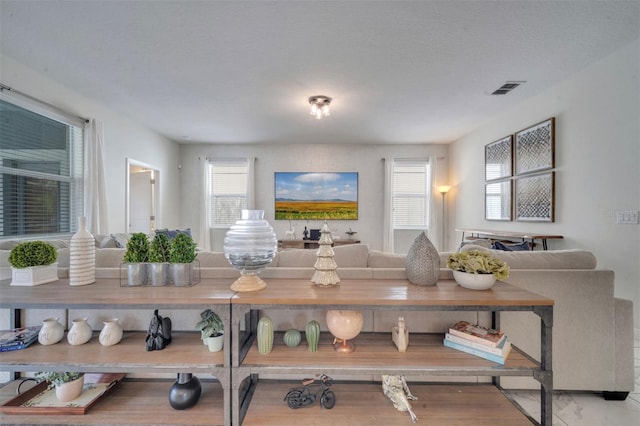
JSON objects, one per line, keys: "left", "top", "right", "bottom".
{"left": 311, "top": 221, "right": 340, "bottom": 286}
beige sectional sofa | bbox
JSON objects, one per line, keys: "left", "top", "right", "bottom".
{"left": 1, "top": 240, "right": 634, "bottom": 398}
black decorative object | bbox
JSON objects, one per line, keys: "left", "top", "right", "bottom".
{"left": 146, "top": 309, "right": 172, "bottom": 351}
{"left": 168, "top": 373, "right": 201, "bottom": 410}
{"left": 284, "top": 374, "right": 335, "bottom": 409}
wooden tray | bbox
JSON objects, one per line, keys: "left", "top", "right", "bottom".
{"left": 0, "top": 373, "right": 125, "bottom": 415}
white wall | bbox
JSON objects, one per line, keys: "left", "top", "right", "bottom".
{"left": 449, "top": 39, "right": 640, "bottom": 326}
{"left": 0, "top": 55, "right": 182, "bottom": 233}
{"left": 179, "top": 143, "right": 449, "bottom": 252}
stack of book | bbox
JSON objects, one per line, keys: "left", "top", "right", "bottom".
{"left": 0, "top": 326, "right": 40, "bottom": 352}
{"left": 443, "top": 320, "right": 511, "bottom": 364}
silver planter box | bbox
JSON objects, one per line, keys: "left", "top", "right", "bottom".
{"left": 149, "top": 263, "right": 170, "bottom": 286}
{"left": 125, "top": 263, "right": 148, "bottom": 286}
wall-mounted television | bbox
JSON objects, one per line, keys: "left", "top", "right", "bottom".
{"left": 274, "top": 172, "right": 358, "bottom": 220}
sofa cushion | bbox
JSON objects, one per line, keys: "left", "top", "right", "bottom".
{"left": 95, "top": 248, "right": 126, "bottom": 268}
{"left": 367, "top": 250, "right": 406, "bottom": 268}
{"left": 277, "top": 243, "right": 369, "bottom": 267}
{"left": 492, "top": 241, "right": 530, "bottom": 251}
{"left": 458, "top": 245, "right": 597, "bottom": 269}
{"left": 196, "top": 251, "right": 231, "bottom": 267}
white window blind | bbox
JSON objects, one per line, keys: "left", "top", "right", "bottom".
{"left": 209, "top": 159, "right": 248, "bottom": 227}
{"left": 0, "top": 95, "right": 84, "bottom": 238}
{"left": 392, "top": 159, "right": 431, "bottom": 229}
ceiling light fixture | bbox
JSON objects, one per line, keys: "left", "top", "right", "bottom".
{"left": 309, "top": 95, "right": 332, "bottom": 119}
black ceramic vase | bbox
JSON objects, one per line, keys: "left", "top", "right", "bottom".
{"left": 168, "top": 373, "right": 202, "bottom": 410}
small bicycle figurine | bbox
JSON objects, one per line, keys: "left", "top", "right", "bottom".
{"left": 283, "top": 374, "right": 336, "bottom": 409}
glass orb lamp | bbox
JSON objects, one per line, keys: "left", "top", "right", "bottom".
{"left": 326, "top": 310, "right": 364, "bottom": 353}
{"left": 223, "top": 210, "right": 278, "bottom": 292}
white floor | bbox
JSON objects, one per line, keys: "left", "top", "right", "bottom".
{"left": 505, "top": 335, "right": 640, "bottom": 425}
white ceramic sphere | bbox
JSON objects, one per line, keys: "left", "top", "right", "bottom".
{"left": 326, "top": 310, "right": 364, "bottom": 341}
{"left": 453, "top": 270, "right": 497, "bottom": 290}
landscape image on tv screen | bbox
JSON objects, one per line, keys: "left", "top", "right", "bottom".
{"left": 274, "top": 172, "right": 358, "bottom": 220}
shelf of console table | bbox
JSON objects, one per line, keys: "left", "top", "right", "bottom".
{"left": 0, "top": 277, "right": 234, "bottom": 426}
{"left": 456, "top": 228, "right": 563, "bottom": 250}
{"left": 230, "top": 279, "right": 554, "bottom": 425}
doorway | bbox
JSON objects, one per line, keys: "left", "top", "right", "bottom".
{"left": 126, "top": 158, "right": 159, "bottom": 234}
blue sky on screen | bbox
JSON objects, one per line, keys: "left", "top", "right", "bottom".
{"left": 275, "top": 172, "right": 358, "bottom": 202}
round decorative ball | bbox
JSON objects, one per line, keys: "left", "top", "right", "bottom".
{"left": 283, "top": 329, "right": 302, "bottom": 347}
{"left": 326, "top": 310, "right": 364, "bottom": 341}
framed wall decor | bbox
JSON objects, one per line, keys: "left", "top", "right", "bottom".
{"left": 485, "top": 135, "right": 512, "bottom": 181}
{"left": 514, "top": 172, "right": 555, "bottom": 222}
{"left": 514, "top": 117, "right": 555, "bottom": 175}
{"left": 274, "top": 172, "right": 358, "bottom": 220}
{"left": 485, "top": 179, "right": 512, "bottom": 221}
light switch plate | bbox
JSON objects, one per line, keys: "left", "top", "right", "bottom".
{"left": 616, "top": 210, "right": 639, "bottom": 224}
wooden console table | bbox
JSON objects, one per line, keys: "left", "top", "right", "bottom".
{"left": 231, "top": 279, "right": 554, "bottom": 425}
{"left": 456, "top": 228, "right": 563, "bottom": 250}
{"left": 278, "top": 239, "right": 360, "bottom": 250}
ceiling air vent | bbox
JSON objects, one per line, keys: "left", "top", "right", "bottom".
{"left": 491, "top": 81, "right": 526, "bottom": 95}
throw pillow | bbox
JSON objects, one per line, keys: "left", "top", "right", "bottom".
{"left": 457, "top": 238, "right": 492, "bottom": 251}
{"left": 491, "top": 241, "right": 530, "bottom": 251}
{"left": 99, "top": 235, "right": 119, "bottom": 248}
{"left": 155, "top": 228, "right": 192, "bottom": 240}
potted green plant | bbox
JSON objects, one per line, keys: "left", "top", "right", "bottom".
{"left": 169, "top": 233, "right": 197, "bottom": 286}
{"left": 35, "top": 371, "right": 85, "bottom": 402}
{"left": 446, "top": 249, "right": 510, "bottom": 290}
{"left": 9, "top": 241, "right": 58, "bottom": 286}
{"left": 123, "top": 233, "right": 150, "bottom": 286}
{"left": 148, "top": 233, "right": 170, "bottom": 286}
{"left": 195, "top": 308, "right": 224, "bottom": 352}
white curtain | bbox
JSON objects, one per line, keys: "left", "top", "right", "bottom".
{"left": 382, "top": 158, "right": 394, "bottom": 253}
{"left": 83, "top": 119, "right": 108, "bottom": 234}
{"left": 428, "top": 155, "right": 444, "bottom": 251}
{"left": 198, "top": 157, "right": 212, "bottom": 251}
{"left": 246, "top": 156, "right": 255, "bottom": 209}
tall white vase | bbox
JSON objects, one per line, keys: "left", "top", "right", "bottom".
{"left": 69, "top": 216, "right": 95, "bottom": 286}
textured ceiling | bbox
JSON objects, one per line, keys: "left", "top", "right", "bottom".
{"left": 1, "top": 0, "right": 638, "bottom": 145}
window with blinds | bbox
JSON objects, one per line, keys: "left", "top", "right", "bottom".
{"left": 0, "top": 97, "right": 84, "bottom": 238}
{"left": 392, "top": 159, "right": 431, "bottom": 229}
{"left": 209, "top": 159, "right": 248, "bottom": 227}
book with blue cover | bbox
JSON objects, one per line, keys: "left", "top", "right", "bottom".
{"left": 443, "top": 335, "right": 511, "bottom": 364}
{"left": 0, "top": 326, "right": 40, "bottom": 352}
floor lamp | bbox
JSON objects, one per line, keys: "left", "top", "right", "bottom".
{"left": 438, "top": 185, "right": 451, "bottom": 251}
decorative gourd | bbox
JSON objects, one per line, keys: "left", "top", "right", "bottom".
{"left": 305, "top": 320, "right": 320, "bottom": 352}
{"left": 257, "top": 316, "right": 274, "bottom": 354}
{"left": 283, "top": 329, "right": 302, "bottom": 347}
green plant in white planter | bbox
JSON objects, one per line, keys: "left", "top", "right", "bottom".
{"left": 9, "top": 241, "right": 58, "bottom": 286}
{"left": 123, "top": 233, "right": 150, "bottom": 286}
{"left": 148, "top": 233, "right": 170, "bottom": 286}
{"left": 195, "top": 309, "right": 224, "bottom": 352}
{"left": 35, "top": 371, "right": 85, "bottom": 402}
{"left": 169, "top": 233, "right": 197, "bottom": 286}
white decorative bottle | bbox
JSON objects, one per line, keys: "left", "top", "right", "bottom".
{"left": 67, "top": 317, "right": 92, "bottom": 345}
{"left": 69, "top": 216, "right": 95, "bottom": 286}
{"left": 99, "top": 318, "right": 123, "bottom": 346}
{"left": 38, "top": 317, "right": 65, "bottom": 345}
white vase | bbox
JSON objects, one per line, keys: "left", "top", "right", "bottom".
{"left": 38, "top": 317, "right": 65, "bottom": 345}
{"left": 55, "top": 375, "right": 85, "bottom": 402}
{"left": 99, "top": 318, "right": 123, "bottom": 346}
{"left": 204, "top": 334, "right": 224, "bottom": 352}
{"left": 67, "top": 317, "right": 92, "bottom": 345}
{"left": 453, "top": 270, "right": 497, "bottom": 290}
{"left": 69, "top": 216, "right": 95, "bottom": 286}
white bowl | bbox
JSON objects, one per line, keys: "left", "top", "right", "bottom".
{"left": 453, "top": 270, "right": 496, "bottom": 290}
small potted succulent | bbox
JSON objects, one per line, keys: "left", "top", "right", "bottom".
{"left": 446, "top": 249, "right": 510, "bottom": 290}
{"left": 169, "top": 233, "right": 197, "bottom": 286}
{"left": 148, "top": 233, "right": 170, "bottom": 286}
{"left": 195, "top": 309, "right": 224, "bottom": 352}
{"left": 123, "top": 233, "right": 150, "bottom": 286}
{"left": 9, "top": 241, "right": 58, "bottom": 286}
{"left": 35, "top": 371, "right": 85, "bottom": 402}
